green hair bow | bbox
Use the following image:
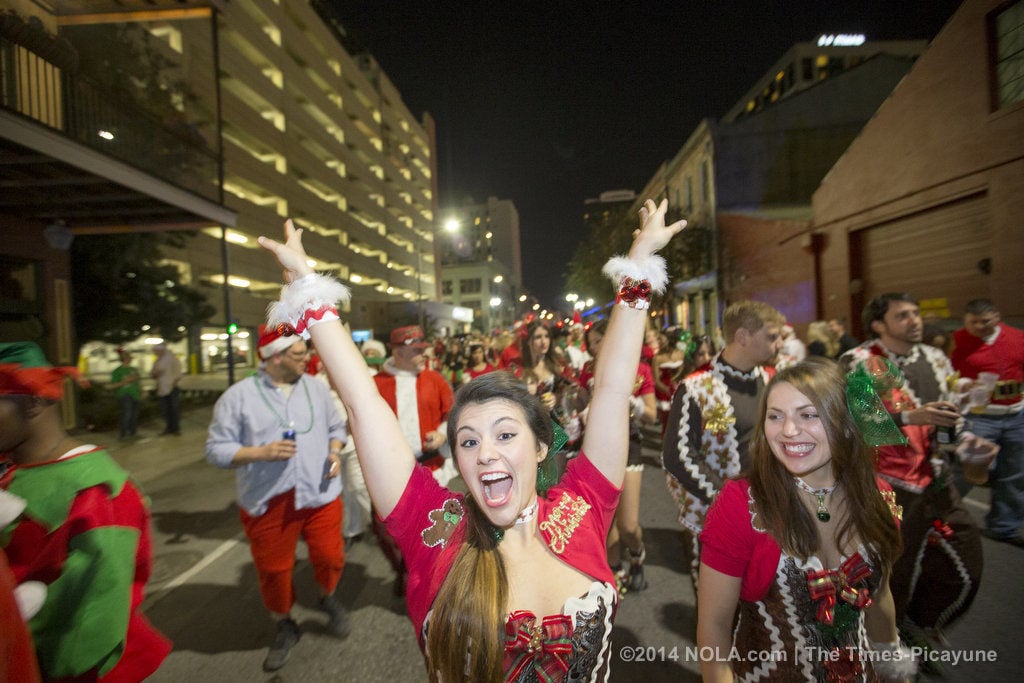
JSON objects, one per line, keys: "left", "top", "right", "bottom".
{"left": 676, "top": 330, "right": 697, "bottom": 359}
{"left": 846, "top": 357, "right": 908, "bottom": 447}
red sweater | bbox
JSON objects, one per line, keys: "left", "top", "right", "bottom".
{"left": 951, "top": 323, "right": 1024, "bottom": 405}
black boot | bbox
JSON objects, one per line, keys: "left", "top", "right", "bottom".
{"left": 627, "top": 543, "right": 648, "bottom": 592}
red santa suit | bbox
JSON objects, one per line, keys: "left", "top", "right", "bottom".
{"left": 373, "top": 358, "right": 454, "bottom": 481}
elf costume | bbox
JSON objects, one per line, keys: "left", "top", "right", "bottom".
{"left": 0, "top": 342, "right": 170, "bottom": 681}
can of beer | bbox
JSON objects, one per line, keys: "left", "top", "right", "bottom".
{"left": 282, "top": 429, "right": 296, "bottom": 441}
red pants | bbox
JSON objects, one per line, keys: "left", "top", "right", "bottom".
{"left": 240, "top": 490, "right": 344, "bottom": 615}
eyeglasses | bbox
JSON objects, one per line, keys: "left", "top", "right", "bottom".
{"left": 284, "top": 349, "right": 311, "bottom": 360}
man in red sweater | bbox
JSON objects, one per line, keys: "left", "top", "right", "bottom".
{"left": 951, "top": 299, "right": 1024, "bottom": 546}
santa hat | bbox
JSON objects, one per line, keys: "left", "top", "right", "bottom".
{"left": 257, "top": 324, "right": 300, "bottom": 360}
{"left": 361, "top": 339, "right": 387, "bottom": 357}
{"left": 0, "top": 342, "right": 84, "bottom": 400}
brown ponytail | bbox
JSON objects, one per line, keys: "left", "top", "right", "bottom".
{"left": 427, "top": 372, "right": 553, "bottom": 681}
{"left": 426, "top": 496, "right": 508, "bottom": 682}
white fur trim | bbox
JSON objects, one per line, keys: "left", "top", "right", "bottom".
{"left": 266, "top": 273, "right": 351, "bottom": 329}
{"left": 14, "top": 581, "right": 47, "bottom": 621}
{"left": 602, "top": 255, "right": 669, "bottom": 294}
{"left": 258, "top": 334, "right": 298, "bottom": 360}
{"left": 0, "top": 489, "right": 26, "bottom": 526}
{"left": 868, "top": 641, "right": 918, "bottom": 679}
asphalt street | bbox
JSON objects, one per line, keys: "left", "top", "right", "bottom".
{"left": 82, "top": 400, "right": 1024, "bottom": 682}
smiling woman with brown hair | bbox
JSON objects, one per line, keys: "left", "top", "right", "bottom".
{"left": 259, "top": 199, "right": 685, "bottom": 681}
{"left": 697, "top": 357, "right": 912, "bottom": 682}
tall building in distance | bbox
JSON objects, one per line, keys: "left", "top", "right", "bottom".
{"left": 438, "top": 197, "right": 522, "bottom": 334}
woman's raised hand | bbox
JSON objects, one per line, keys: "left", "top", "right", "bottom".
{"left": 258, "top": 219, "right": 315, "bottom": 283}
{"left": 628, "top": 198, "right": 687, "bottom": 260}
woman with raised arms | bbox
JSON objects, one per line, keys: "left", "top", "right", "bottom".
{"left": 259, "top": 199, "right": 685, "bottom": 681}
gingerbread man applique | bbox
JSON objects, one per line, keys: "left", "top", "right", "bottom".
{"left": 421, "top": 498, "right": 465, "bottom": 548}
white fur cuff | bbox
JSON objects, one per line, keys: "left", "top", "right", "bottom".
{"left": 266, "top": 273, "right": 351, "bottom": 328}
{"left": 602, "top": 255, "right": 669, "bottom": 294}
{"left": 868, "top": 640, "right": 918, "bottom": 680}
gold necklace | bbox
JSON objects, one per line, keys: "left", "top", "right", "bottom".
{"left": 794, "top": 477, "right": 839, "bottom": 522}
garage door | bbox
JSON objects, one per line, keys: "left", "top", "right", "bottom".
{"left": 857, "top": 194, "right": 991, "bottom": 316}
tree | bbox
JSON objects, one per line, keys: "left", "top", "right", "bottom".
{"left": 564, "top": 205, "right": 636, "bottom": 304}
{"left": 71, "top": 232, "right": 214, "bottom": 350}
{"left": 565, "top": 203, "right": 715, "bottom": 319}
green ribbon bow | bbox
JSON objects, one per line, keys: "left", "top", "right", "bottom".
{"left": 443, "top": 510, "right": 461, "bottom": 525}
{"left": 846, "top": 357, "right": 908, "bottom": 447}
{"left": 676, "top": 330, "right": 697, "bottom": 359}
{"left": 537, "top": 421, "right": 568, "bottom": 497}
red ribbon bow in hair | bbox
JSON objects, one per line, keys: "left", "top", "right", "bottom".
{"left": 504, "top": 612, "right": 573, "bottom": 682}
{"left": 806, "top": 552, "right": 874, "bottom": 625}
{"left": 617, "top": 278, "right": 652, "bottom": 304}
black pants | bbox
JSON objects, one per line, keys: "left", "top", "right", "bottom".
{"left": 890, "top": 480, "right": 983, "bottom": 630}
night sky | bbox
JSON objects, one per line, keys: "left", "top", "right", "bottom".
{"left": 333, "top": 1, "right": 964, "bottom": 308}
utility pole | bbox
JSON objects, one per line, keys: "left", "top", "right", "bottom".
{"left": 211, "top": 9, "right": 235, "bottom": 386}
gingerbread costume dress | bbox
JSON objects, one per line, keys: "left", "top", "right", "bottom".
{"left": 382, "top": 453, "right": 620, "bottom": 682}
{"left": 700, "top": 479, "right": 900, "bottom": 682}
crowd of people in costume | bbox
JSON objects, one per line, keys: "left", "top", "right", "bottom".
{"left": 1, "top": 196, "right": 1020, "bottom": 682}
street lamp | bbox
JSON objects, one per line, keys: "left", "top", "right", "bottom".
{"left": 444, "top": 218, "right": 460, "bottom": 233}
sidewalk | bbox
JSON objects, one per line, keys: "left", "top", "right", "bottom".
{"left": 73, "top": 404, "right": 216, "bottom": 487}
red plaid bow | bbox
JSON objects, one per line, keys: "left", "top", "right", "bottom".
{"left": 806, "top": 552, "right": 874, "bottom": 625}
{"left": 617, "top": 278, "right": 652, "bottom": 304}
{"left": 504, "top": 612, "right": 573, "bottom": 682}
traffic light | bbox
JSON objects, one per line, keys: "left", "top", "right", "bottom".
{"left": 227, "top": 321, "right": 238, "bottom": 335}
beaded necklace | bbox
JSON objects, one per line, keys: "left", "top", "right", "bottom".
{"left": 254, "top": 375, "right": 315, "bottom": 434}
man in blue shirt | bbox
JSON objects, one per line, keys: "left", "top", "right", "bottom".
{"left": 206, "top": 326, "right": 349, "bottom": 672}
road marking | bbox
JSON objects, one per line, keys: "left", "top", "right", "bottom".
{"left": 143, "top": 536, "right": 243, "bottom": 610}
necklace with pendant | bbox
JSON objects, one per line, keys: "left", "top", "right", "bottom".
{"left": 795, "top": 477, "right": 839, "bottom": 522}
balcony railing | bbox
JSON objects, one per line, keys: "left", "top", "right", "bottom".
{"left": 0, "top": 33, "right": 219, "bottom": 203}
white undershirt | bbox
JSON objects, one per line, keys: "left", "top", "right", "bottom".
{"left": 395, "top": 373, "right": 423, "bottom": 455}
